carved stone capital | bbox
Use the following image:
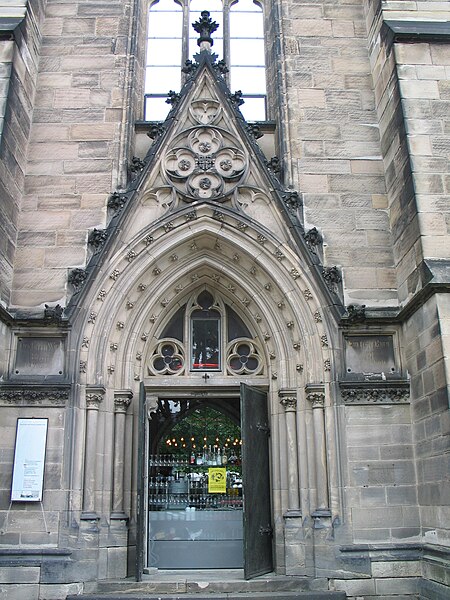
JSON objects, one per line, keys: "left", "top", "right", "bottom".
{"left": 279, "top": 389, "right": 297, "bottom": 411}
{"left": 307, "top": 393, "right": 325, "bottom": 409}
{"left": 306, "top": 384, "right": 325, "bottom": 409}
{"left": 114, "top": 390, "right": 133, "bottom": 413}
{"left": 86, "top": 386, "right": 105, "bottom": 410}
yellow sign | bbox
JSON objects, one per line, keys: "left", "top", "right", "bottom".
{"left": 208, "top": 467, "right": 227, "bottom": 493}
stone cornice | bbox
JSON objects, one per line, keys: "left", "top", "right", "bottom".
{"left": 0, "top": 1, "right": 27, "bottom": 32}
{"left": 0, "top": 384, "right": 70, "bottom": 407}
{"left": 385, "top": 19, "right": 450, "bottom": 43}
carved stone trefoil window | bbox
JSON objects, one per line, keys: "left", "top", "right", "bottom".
{"left": 150, "top": 340, "right": 185, "bottom": 375}
{"left": 227, "top": 340, "right": 262, "bottom": 375}
{"left": 146, "top": 289, "right": 264, "bottom": 377}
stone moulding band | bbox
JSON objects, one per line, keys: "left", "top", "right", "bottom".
{"left": 339, "top": 383, "right": 410, "bottom": 405}
{"left": 0, "top": 386, "right": 70, "bottom": 406}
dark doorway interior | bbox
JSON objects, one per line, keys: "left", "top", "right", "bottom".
{"left": 147, "top": 399, "right": 243, "bottom": 569}
{"left": 141, "top": 387, "right": 273, "bottom": 578}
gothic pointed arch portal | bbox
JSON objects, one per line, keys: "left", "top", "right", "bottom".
{"left": 77, "top": 215, "right": 339, "bottom": 577}
{"left": 72, "top": 48, "right": 343, "bottom": 579}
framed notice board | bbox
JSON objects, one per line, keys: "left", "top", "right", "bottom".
{"left": 11, "top": 418, "right": 48, "bottom": 502}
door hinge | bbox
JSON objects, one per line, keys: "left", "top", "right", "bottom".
{"left": 259, "top": 525, "right": 273, "bottom": 537}
{"left": 256, "top": 422, "right": 270, "bottom": 435}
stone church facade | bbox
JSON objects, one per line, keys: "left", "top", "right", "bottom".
{"left": 0, "top": 1, "right": 449, "bottom": 599}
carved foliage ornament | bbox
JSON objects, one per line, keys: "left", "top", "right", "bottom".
{"left": 0, "top": 388, "right": 69, "bottom": 406}
{"left": 164, "top": 126, "right": 247, "bottom": 202}
{"left": 341, "top": 387, "right": 409, "bottom": 405}
{"left": 114, "top": 393, "right": 132, "bottom": 413}
{"left": 86, "top": 392, "right": 104, "bottom": 409}
{"left": 279, "top": 395, "right": 297, "bottom": 410}
{"left": 307, "top": 392, "right": 325, "bottom": 408}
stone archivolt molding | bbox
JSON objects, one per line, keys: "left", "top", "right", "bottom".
{"left": 0, "top": 386, "right": 69, "bottom": 407}
{"left": 164, "top": 126, "right": 247, "bottom": 202}
{"left": 340, "top": 384, "right": 410, "bottom": 405}
{"left": 79, "top": 204, "right": 328, "bottom": 386}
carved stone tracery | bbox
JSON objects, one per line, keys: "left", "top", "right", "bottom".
{"left": 164, "top": 126, "right": 247, "bottom": 202}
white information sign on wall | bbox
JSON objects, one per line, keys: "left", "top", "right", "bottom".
{"left": 11, "top": 418, "right": 48, "bottom": 502}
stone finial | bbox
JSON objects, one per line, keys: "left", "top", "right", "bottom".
{"left": 246, "top": 123, "right": 263, "bottom": 139}
{"left": 213, "top": 59, "right": 229, "bottom": 75}
{"left": 267, "top": 156, "right": 282, "bottom": 174}
{"left": 147, "top": 123, "right": 164, "bottom": 140}
{"left": 282, "top": 190, "right": 302, "bottom": 214}
{"left": 322, "top": 266, "right": 341, "bottom": 285}
{"left": 129, "top": 156, "right": 145, "bottom": 175}
{"left": 322, "top": 266, "right": 342, "bottom": 295}
{"left": 192, "top": 10, "right": 219, "bottom": 47}
{"left": 182, "top": 59, "right": 199, "bottom": 76}
{"left": 108, "top": 192, "right": 127, "bottom": 212}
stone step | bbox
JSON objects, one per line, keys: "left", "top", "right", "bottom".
{"left": 86, "top": 574, "right": 331, "bottom": 595}
{"left": 68, "top": 574, "right": 346, "bottom": 600}
{"left": 67, "top": 593, "right": 346, "bottom": 600}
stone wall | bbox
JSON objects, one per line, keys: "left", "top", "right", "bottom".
{"left": 364, "top": 0, "right": 418, "bottom": 307}
{"left": 404, "top": 293, "right": 450, "bottom": 595}
{"left": 0, "top": 400, "right": 67, "bottom": 546}
{"left": 0, "top": 1, "right": 45, "bottom": 307}
{"left": 343, "top": 403, "right": 419, "bottom": 544}
{"left": 274, "top": 0, "right": 396, "bottom": 309}
{"left": 10, "top": 0, "right": 137, "bottom": 310}
{"left": 0, "top": 39, "right": 13, "bottom": 156}
{"left": 365, "top": 1, "right": 450, "bottom": 306}
{"left": 395, "top": 41, "right": 450, "bottom": 272}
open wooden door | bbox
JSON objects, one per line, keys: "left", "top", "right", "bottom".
{"left": 241, "top": 383, "right": 273, "bottom": 579}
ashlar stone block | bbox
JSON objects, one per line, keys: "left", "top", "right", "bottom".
{"left": 400, "top": 80, "right": 440, "bottom": 99}
{"left": 0, "top": 583, "right": 39, "bottom": 600}
{"left": 395, "top": 43, "right": 432, "bottom": 65}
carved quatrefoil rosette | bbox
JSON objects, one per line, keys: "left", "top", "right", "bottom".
{"left": 164, "top": 126, "right": 247, "bottom": 202}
